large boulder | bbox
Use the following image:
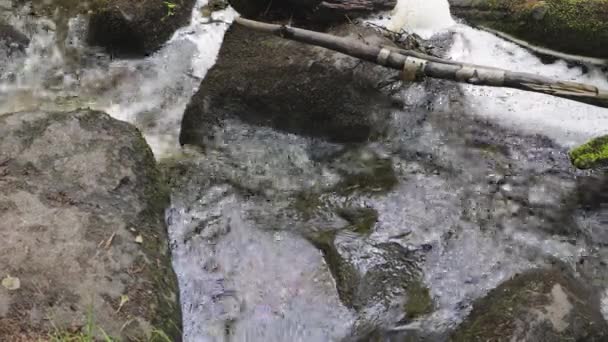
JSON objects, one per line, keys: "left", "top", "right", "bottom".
{"left": 228, "top": 0, "right": 396, "bottom": 22}
{"left": 10, "top": 0, "right": 196, "bottom": 56}
{"left": 179, "top": 23, "right": 397, "bottom": 146}
{"left": 451, "top": 266, "right": 608, "bottom": 341}
{"left": 87, "top": 0, "right": 197, "bottom": 56}
{"left": 0, "top": 23, "right": 28, "bottom": 55}
{"left": 448, "top": 0, "right": 608, "bottom": 58}
{"left": 0, "top": 110, "right": 181, "bottom": 340}
{"left": 0, "top": 23, "right": 29, "bottom": 76}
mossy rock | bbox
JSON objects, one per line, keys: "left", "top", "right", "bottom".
{"left": 449, "top": 0, "right": 608, "bottom": 58}
{"left": 451, "top": 267, "right": 608, "bottom": 341}
{"left": 227, "top": 0, "right": 395, "bottom": 23}
{"left": 569, "top": 135, "right": 608, "bottom": 169}
{"left": 0, "top": 23, "right": 29, "bottom": 54}
{"left": 0, "top": 22, "right": 29, "bottom": 77}
{"left": 0, "top": 110, "right": 181, "bottom": 340}
{"left": 14, "top": 0, "right": 196, "bottom": 56}
{"left": 313, "top": 237, "right": 429, "bottom": 340}
{"left": 87, "top": 0, "right": 197, "bottom": 56}
{"left": 403, "top": 280, "right": 433, "bottom": 320}
{"left": 180, "top": 23, "right": 396, "bottom": 145}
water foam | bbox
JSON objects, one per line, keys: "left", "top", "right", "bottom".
{"left": 448, "top": 24, "right": 608, "bottom": 147}
{"left": 387, "top": 0, "right": 455, "bottom": 38}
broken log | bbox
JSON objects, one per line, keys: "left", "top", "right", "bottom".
{"left": 234, "top": 17, "right": 608, "bottom": 109}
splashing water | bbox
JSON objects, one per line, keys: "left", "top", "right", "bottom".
{"left": 449, "top": 24, "right": 608, "bottom": 147}
{"left": 387, "top": 0, "right": 454, "bottom": 38}
{"left": 374, "top": 0, "right": 608, "bottom": 146}
{"left": 0, "top": 0, "right": 237, "bottom": 157}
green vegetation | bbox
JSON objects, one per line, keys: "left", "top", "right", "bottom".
{"left": 569, "top": 135, "right": 608, "bottom": 169}
{"left": 164, "top": 1, "right": 178, "bottom": 17}
{"left": 47, "top": 303, "right": 174, "bottom": 342}
{"left": 49, "top": 309, "right": 113, "bottom": 342}
{"left": 457, "top": 0, "right": 608, "bottom": 57}
{"left": 50, "top": 322, "right": 173, "bottom": 342}
{"left": 403, "top": 280, "right": 433, "bottom": 320}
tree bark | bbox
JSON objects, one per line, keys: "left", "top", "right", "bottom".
{"left": 234, "top": 17, "right": 608, "bottom": 109}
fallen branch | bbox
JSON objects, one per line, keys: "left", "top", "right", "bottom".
{"left": 235, "top": 17, "right": 608, "bottom": 109}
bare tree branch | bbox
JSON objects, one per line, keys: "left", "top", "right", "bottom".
{"left": 234, "top": 17, "right": 608, "bottom": 109}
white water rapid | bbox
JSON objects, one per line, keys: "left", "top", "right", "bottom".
{"left": 0, "top": 0, "right": 237, "bottom": 158}
{"left": 385, "top": 0, "right": 608, "bottom": 147}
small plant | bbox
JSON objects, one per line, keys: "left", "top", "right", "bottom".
{"left": 164, "top": 1, "right": 178, "bottom": 17}
{"left": 151, "top": 329, "right": 173, "bottom": 342}
{"left": 49, "top": 308, "right": 114, "bottom": 342}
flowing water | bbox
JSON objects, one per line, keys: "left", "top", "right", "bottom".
{"left": 1, "top": 0, "right": 607, "bottom": 341}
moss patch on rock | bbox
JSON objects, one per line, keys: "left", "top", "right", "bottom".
{"left": 569, "top": 135, "right": 608, "bottom": 169}
{"left": 449, "top": 0, "right": 608, "bottom": 58}
{"left": 403, "top": 280, "right": 433, "bottom": 320}
{"left": 452, "top": 267, "right": 608, "bottom": 341}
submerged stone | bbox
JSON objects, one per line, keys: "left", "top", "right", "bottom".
{"left": 330, "top": 147, "right": 399, "bottom": 195}
{"left": 308, "top": 224, "right": 429, "bottom": 339}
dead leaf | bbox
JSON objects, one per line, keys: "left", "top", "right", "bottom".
{"left": 104, "top": 232, "right": 116, "bottom": 249}
{"left": 116, "top": 294, "right": 129, "bottom": 313}
{"left": 2, "top": 275, "right": 20, "bottom": 291}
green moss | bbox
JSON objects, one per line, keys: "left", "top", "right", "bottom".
{"left": 77, "top": 110, "right": 182, "bottom": 340}
{"left": 293, "top": 191, "right": 379, "bottom": 235}
{"left": 332, "top": 149, "right": 398, "bottom": 195}
{"left": 459, "top": 0, "right": 608, "bottom": 57}
{"left": 452, "top": 272, "right": 552, "bottom": 341}
{"left": 131, "top": 134, "right": 182, "bottom": 340}
{"left": 335, "top": 163, "right": 398, "bottom": 195}
{"left": 306, "top": 230, "right": 361, "bottom": 308}
{"left": 293, "top": 191, "right": 324, "bottom": 221}
{"left": 451, "top": 268, "right": 608, "bottom": 341}
{"left": 335, "top": 207, "right": 378, "bottom": 235}
{"left": 569, "top": 135, "right": 608, "bottom": 169}
{"left": 403, "top": 281, "right": 433, "bottom": 320}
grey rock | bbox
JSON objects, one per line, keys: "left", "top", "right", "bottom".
{"left": 87, "top": 0, "right": 197, "bottom": 56}
{"left": 0, "top": 109, "right": 181, "bottom": 340}
{"left": 180, "top": 24, "right": 397, "bottom": 146}
{"left": 451, "top": 266, "right": 608, "bottom": 342}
